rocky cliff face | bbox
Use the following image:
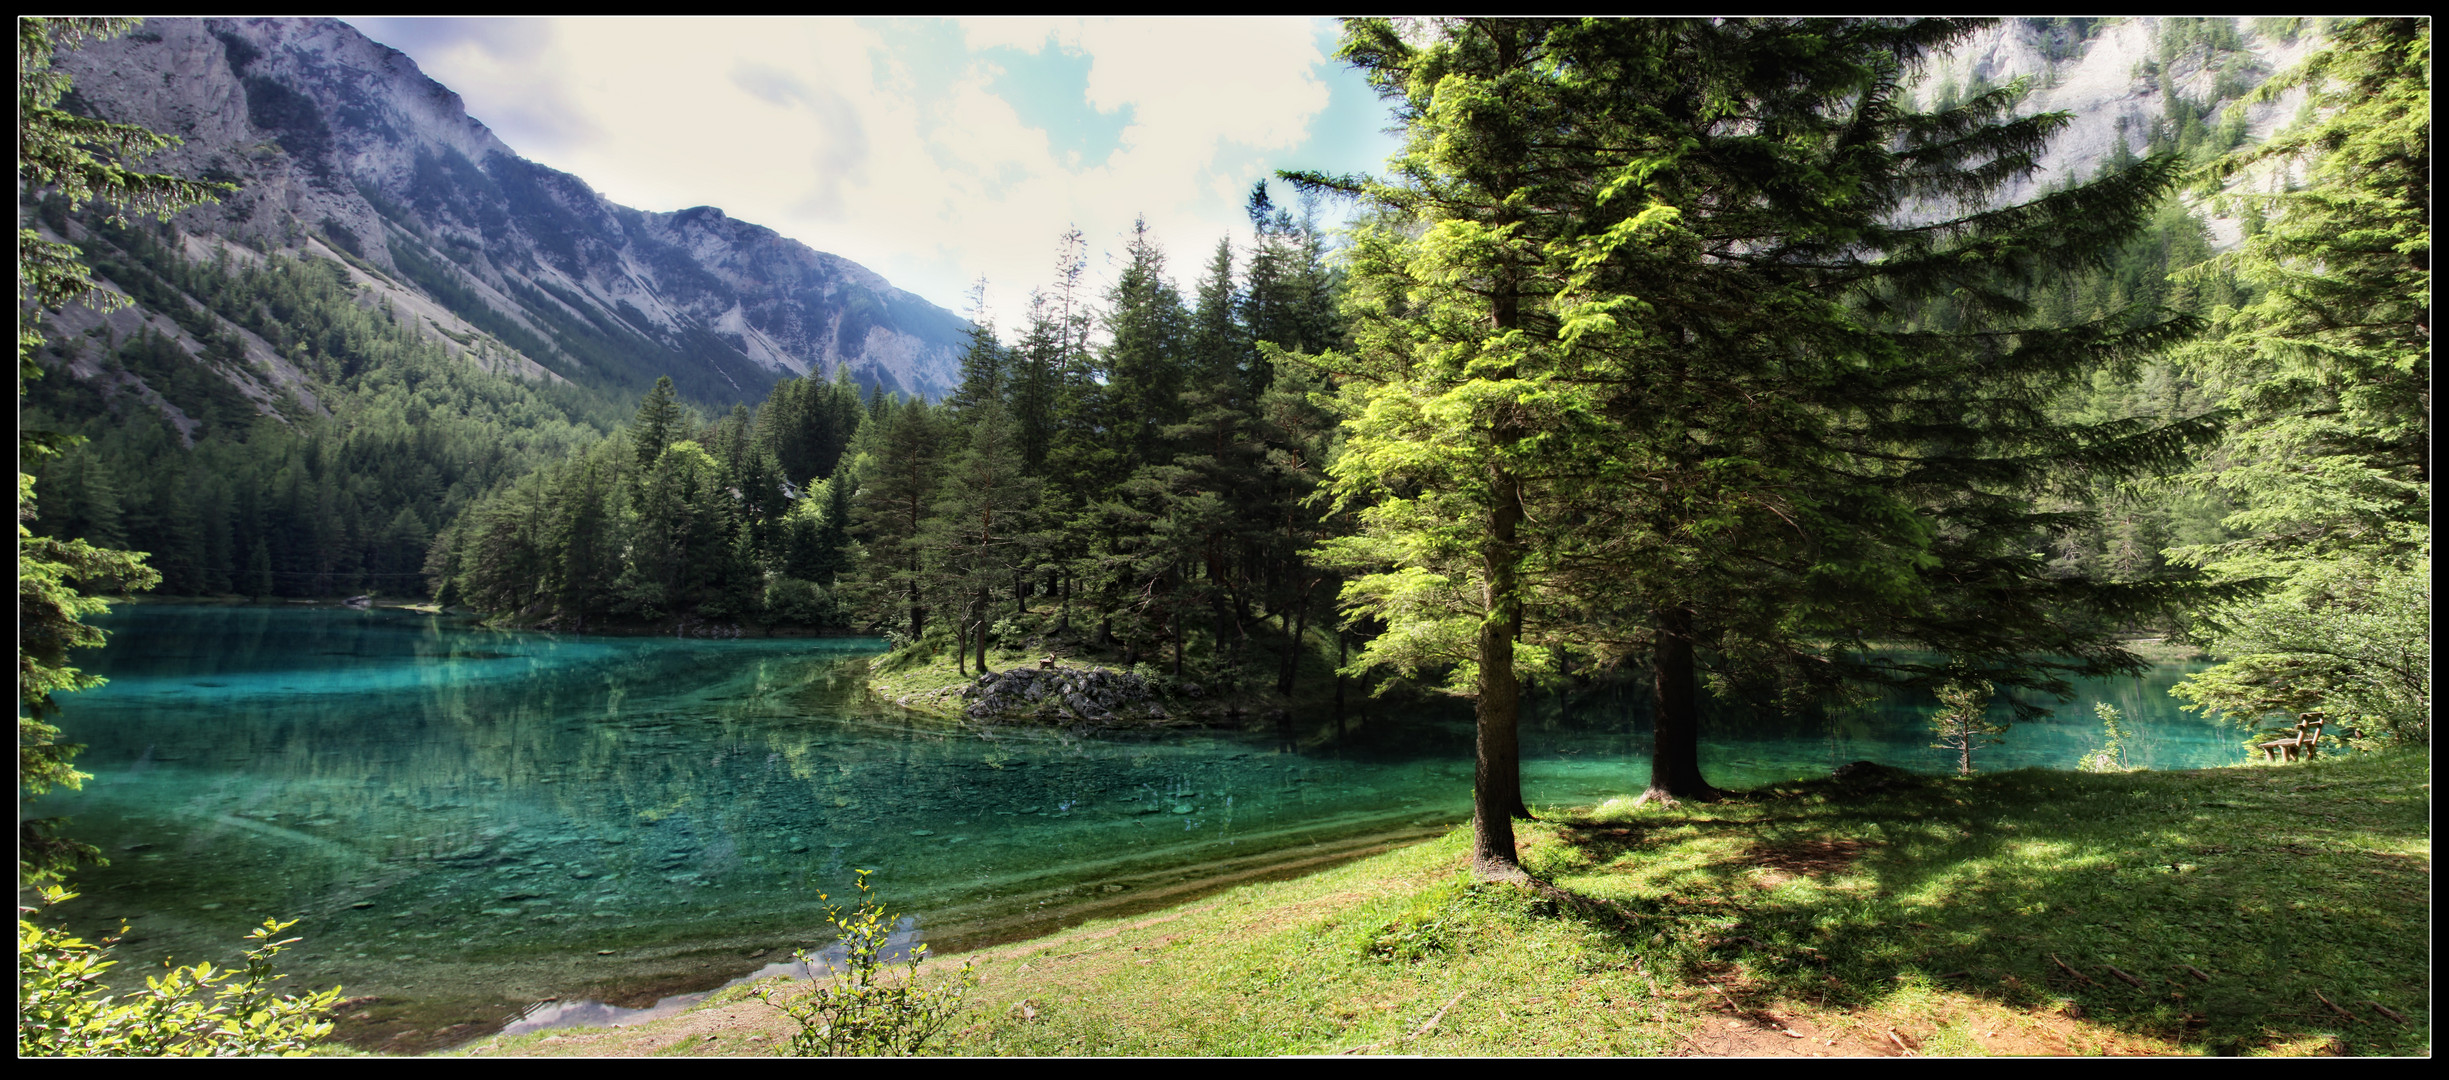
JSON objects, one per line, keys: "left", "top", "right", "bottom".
{"left": 1921, "top": 18, "right": 2319, "bottom": 245}
{"left": 49, "top": 17, "right": 968, "bottom": 405}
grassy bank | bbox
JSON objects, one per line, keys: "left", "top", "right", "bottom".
{"left": 458, "top": 751, "right": 2429, "bottom": 1057}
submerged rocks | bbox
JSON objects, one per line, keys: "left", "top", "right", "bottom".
{"left": 952, "top": 665, "right": 1176, "bottom": 726}
{"left": 876, "top": 662, "right": 1213, "bottom": 728}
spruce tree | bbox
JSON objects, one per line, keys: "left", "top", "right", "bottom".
{"left": 629, "top": 376, "right": 683, "bottom": 477}
{"left": 947, "top": 278, "right": 1008, "bottom": 416}
{"left": 2169, "top": 18, "right": 2432, "bottom": 747}
{"left": 1305, "top": 18, "right": 2211, "bottom": 869}
{"left": 19, "top": 18, "right": 217, "bottom": 875}
{"left": 547, "top": 460, "right": 613, "bottom": 629}
{"left": 1187, "top": 239, "right": 1245, "bottom": 390}
{"left": 849, "top": 396, "right": 946, "bottom": 642}
{"left": 921, "top": 404, "right": 1042, "bottom": 674}
{"left": 1008, "top": 291, "right": 1063, "bottom": 474}
{"left": 1102, "top": 218, "right": 1191, "bottom": 472}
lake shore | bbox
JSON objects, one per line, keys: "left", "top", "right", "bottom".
{"left": 449, "top": 750, "right": 2430, "bottom": 1057}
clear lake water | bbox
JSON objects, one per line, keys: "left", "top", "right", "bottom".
{"left": 24, "top": 605, "right": 2248, "bottom": 1050}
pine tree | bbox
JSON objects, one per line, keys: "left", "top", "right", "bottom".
{"left": 1241, "top": 183, "right": 1342, "bottom": 400}
{"left": 947, "top": 278, "right": 1008, "bottom": 416}
{"left": 921, "top": 404, "right": 1042, "bottom": 674}
{"left": 545, "top": 460, "right": 614, "bottom": 628}
{"left": 1253, "top": 358, "right": 1345, "bottom": 698}
{"left": 2169, "top": 18, "right": 2432, "bottom": 748}
{"left": 18, "top": 17, "right": 221, "bottom": 879}
{"left": 1186, "top": 238, "right": 1249, "bottom": 404}
{"left": 616, "top": 440, "right": 735, "bottom": 622}
{"left": 1538, "top": 19, "right": 2207, "bottom": 801}
{"left": 1928, "top": 677, "right": 2005, "bottom": 776}
{"left": 629, "top": 376, "right": 684, "bottom": 477}
{"left": 849, "top": 396, "right": 947, "bottom": 642}
{"left": 1304, "top": 19, "right": 2211, "bottom": 871}
{"left": 1102, "top": 218, "right": 1190, "bottom": 471}
{"left": 1302, "top": 20, "right": 1596, "bottom": 877}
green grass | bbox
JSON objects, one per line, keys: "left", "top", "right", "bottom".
{"left": 462, "top": 750, "right": 2429, "bottom": 1057}
{"left": 1528, "top": 753, "right": 2431, "bottom": 1056}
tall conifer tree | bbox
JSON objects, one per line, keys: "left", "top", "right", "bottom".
{"left": 948, "top": 278, "right": 1008, "bottom": 416}
{"left": 849, "top": 396, "right": 946, "bottom": 642}
{"left": 2169, "top": 18, "right": 2432, "bottom": 747}
{"left": 1306, "top": 19, "right": 2211, "bottom": 874}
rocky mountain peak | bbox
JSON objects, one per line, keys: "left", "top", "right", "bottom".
{"left": 49, "top": 17, "right": 968, "bottom": 406}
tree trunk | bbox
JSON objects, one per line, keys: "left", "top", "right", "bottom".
{"left": 1641, "top": 604, "right": 1720, "bottom": 803}
{"left": 1212, "top": 594, "right": 1232, "bottom": 675}
{"left": 1333, "top": 629, "right": 1348, "bottom": 720}
{"left": 1277, "top": 577, "right": 1311, "bottom": 698}
{"left": 974, "top": 588, "right": 990, "bottom": 674}
{"left": 954, "top": 612, "right": 969, "bottom": 676}
{"left": 1553, "top": 644, "right": 1571, "bottom": 725}
{"left": 1472, "top": 471, "right": 1532, "bottom": 882}
{"left": 1051, "top": 570, "right": 1070, "bottom": 637}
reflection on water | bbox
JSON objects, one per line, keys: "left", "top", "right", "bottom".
{"left": 27, "top": 606, "right": 2244, "bottom": 1051}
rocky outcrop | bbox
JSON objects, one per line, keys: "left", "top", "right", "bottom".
{"left": 885, "top": 664, "right": 1193, "bottom": 726}
{"left": 1918, "top": 18, "right": 2321, "bottom": 246}
{"left": 48, "top": 18, "right": 969, "bottom": 403}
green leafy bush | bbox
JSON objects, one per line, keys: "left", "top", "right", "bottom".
{"left": 17, "top": 886, "right": 344, "bottom": 1056}
{"left": 763, "top": 576, "right": 835, "bottom": 626}
{"left": 754, "top": 871, "right": 975, "bottom": 1056}
{"left": 2078, "top": 702, "right": 2137, "bottom": 772}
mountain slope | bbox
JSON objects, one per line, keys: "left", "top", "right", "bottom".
{"left": 45, "top": 16, "right": 967, "bottom": 409}
{"left": 1921, "top": 18, "right": 2321, "bottom": 243}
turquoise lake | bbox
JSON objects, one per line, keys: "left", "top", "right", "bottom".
{"left": 25, "top": 605, "right": 2249, "bottom": 1050}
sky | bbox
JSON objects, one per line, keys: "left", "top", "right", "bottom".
{"left": 341, "top": 16, "right": 1406, "bottom": 335}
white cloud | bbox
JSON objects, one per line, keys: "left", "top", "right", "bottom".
{"left": 352, "top": 17, "right": 1375, "bottom": 337}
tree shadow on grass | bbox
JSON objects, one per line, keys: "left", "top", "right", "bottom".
{"left": 1527, "top": 755, "right": 2431, "bottom": 1056}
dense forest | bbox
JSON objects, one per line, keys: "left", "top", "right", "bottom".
{"left": 425, "top": 201, "right": 1352, "bottom": 692}
{"left": 21, "top": 212, "right": 622, "bottom": 598}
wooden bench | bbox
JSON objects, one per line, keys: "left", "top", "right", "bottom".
{"left": 2256, "top": 714, "right": 2325, "bottom": 762}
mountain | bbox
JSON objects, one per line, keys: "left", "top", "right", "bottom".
{"left": 1918, "top": 18, "right": 2322, "bottom": 244}
{"left": 43, "top": 16, "right": 970, "bottom": 409}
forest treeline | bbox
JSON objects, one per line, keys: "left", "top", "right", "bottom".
{"left": 21, "top": 210, "right": 621, "bottom": 598}
{"left": 422, "top": 199, "right": 1357, "bottom": 696}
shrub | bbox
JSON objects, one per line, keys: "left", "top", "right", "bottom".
{"left": 2078, "top": 702, "right": 2136, "bottom": 772}
{"left": 754, "top": 870, "right": 975, "bottom": 1056}
{"left": 17, "top": 886, "right": 344, "bottom": 1056}
{"left": 764, "top": 576, "right": 835, "bottom": 626}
